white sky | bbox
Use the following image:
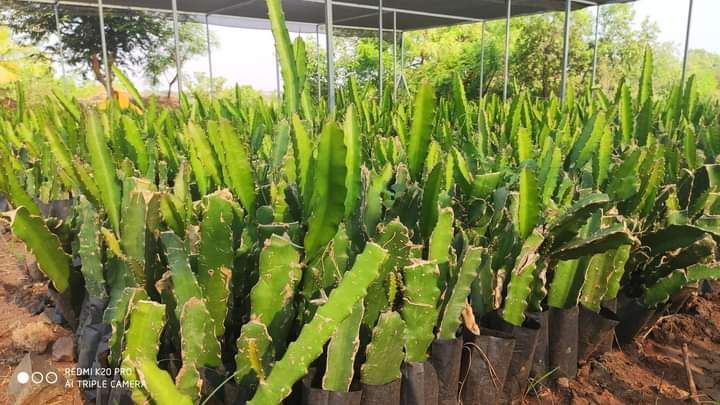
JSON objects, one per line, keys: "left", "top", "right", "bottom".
{"left": 146, "top": 0, "right": 720, "bottom": 92}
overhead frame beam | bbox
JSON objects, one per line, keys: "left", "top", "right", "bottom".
{"left": 18, "top": 0, "right": 400, "bottom": 35}
{"left": 302, "top": 0, "right": 482, "bottom": 23}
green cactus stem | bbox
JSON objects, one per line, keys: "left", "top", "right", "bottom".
{"left": 361, "top": 311, "right": 406, "bottom": 385}
{"left": 198, "top": 190, "right": 236, "bottom": 338}
{"left": 363, "top": 220, "right": 411, "bottom": 336}
{"left": 323, "top": 301, "right": 364, "bottom": 391}
{"left": 502, "top": 230, "right": 545, "bottom": 326}
{"left": 134, "top": 360, "right": 193, "bottom": 405}
{"left": 438, "top": 247, "right": 483, "bottom": 340}
{"left": 251, "top": 234, "right": 302, "bottom": 353}
{"left": 121, "top": 300, "right": 166, "bottom": 403}
{"left": 5, "top": 206, "right": 72, "bottom": 292}
{"left": 160, "top": 231, "right": 221, "bottom": 367}
{"left": 402, "top": 261, "right": 440, "bottom": 362}
{"left": 248, "top": 242, "right": 387, "bottom": 405}
{"left": 235, "top": 320, "right": 275, "bottom": 389}
{"left": 105, "top": 287, "right": 148, "bottom": 366}
{"left": 429, "top": 207, "right": 455, "bottom": 296}
{"left": 176, "top": 297, "right": 216, "bottom": 401}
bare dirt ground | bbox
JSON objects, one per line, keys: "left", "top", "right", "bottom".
{"left": 528, "top": 283, "right": 720, "bottom": 405}
{"left": 0, "top": 227, "right": 82, "bottom": 404}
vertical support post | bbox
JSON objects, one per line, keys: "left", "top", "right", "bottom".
{"left": 275, "top": 53, "right": 282, "bottom": 101}
{"left": 53, "top": 2, "right": 67, "bottom": 81}
{"left": 97, "top": 0, "right": 112, "bottom": 98}
{"left": 503, "top": 0, "right": 511, "bottom": 102}
{"left": 171, "top": 0, "right": 182, "bottom": 96}
{"left": 479, "top": 21, "right": 486, "bottom": 99}
{"left": 205, "top": 14, "right": 214, "bottom": 99}
{"left": 378, "top": 0, "right": 383, "bottom": 100}
{"left": 316, "top": 24, "right": 322, "bottom": 101}
{"left": 681, "top": 0, "right": 694, "bottom": 87}
{"left": 325, "top": 0, "right": 335, "bottom": 112}
{"left": 400, "top": 31, "right": 409, "bottom": 93}
{"left": 560, "top": 0, "right": 571, "bottom": 102}
{"left": 591, "top": 5, "right": 600, "bottom": 88}
{"left": 392, "top": 11, "right": 397, "bottom": 100}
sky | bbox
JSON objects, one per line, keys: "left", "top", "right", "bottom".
{"left": 146, "top": 0, "right": 720, "bottom": 93}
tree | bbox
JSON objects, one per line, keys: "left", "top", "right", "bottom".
{"left": 1, "top": 2, "right": 209, "bottom": 91}
{"left": 144, "top": 22, "right": 217, "bottom": 96}
{"left": 0, "top": 26, "right": 40, "bottom": 86}
{"left": 511, "top": 12, "right": 592, "bottom": 98}
{"left": 0, "top": 25, "right": 59, "bottom": 103}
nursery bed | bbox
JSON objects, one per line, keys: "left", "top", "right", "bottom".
{"left": 528, "top": 282, "right": 720, "bottom": 404}
{"left": 1, "top": 224, "right": 719, "bottom": 404}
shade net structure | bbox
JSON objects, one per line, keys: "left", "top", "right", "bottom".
{"left": 13, "top": 0, "right": 634, "bottom": 31}
{"left": 5, "top": 0, "right": 640, "bottom": 108}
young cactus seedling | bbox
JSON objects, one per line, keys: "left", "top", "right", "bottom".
{"left": 361, "top": 311, "right": 406, "bottom": 386}
{"left": 323, "top": 301, "right": 364, "bottom": 391}
{"left": 250, "top": 233, "right": 302, "bottom": 353}
{"left": 402, "top": 261, "right": 441, "bottom": 362}
{"left": 437, "top": 247, "right": 484, "bottom": 340}
{"left": 248, "top": 242, "right": 387, "bottom": 405}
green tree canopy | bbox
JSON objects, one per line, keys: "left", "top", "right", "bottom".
{"left": 1, "top": 2, "right": 210, "bottom": 90}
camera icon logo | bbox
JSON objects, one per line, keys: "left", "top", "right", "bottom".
{"left": 16, "top": 371, "right": 58, "bottom": 384}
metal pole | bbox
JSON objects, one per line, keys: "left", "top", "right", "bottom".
{"left": 503, "top": 0, "right": 511, "bottom": 102}
{"left": 400, "top": 32, "right": 409, "bottom": 94}
{"left": 681, "top": 0, "right": 694, "bottom": 86}
{"left": 316, "top": 24, "right": 321, "bottom": 101}
{"left": 275, "top": 53, "right": 281, "bottom": 101}
{"left": 325, "top": 0, "right": 336, "bottom": 111}
{"left": 205, "top": 14, "right": 214, "bottom": 99}
{"left": 392, "top": 11, "right": 397, "bottom": 100}
{"left": 97, "top": 0, "right": 112, "bottom": 97}
{"left": 378, "top": 0, "right": 383, "bottom": 100}
{"left": 171, "top": 0, "right": 182, "bottom": 96}
{"left": 53, "top": 2, "right": 67, "bottom": 80}
{"left": 560, "top": 0, "right": 571, "bottom": 102}
{"left": 479, "top": 21, "right": 486, "bottom": 99}
{"left": 591, "top": 5, "right": 600, "bottom": 88}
